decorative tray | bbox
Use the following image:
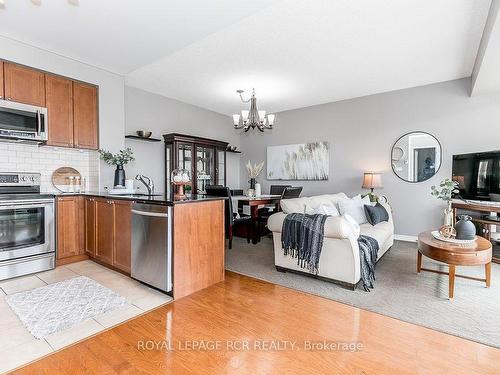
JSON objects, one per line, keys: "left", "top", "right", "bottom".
{"left": 431, "top": 231, "right": 476, "bottom": 245}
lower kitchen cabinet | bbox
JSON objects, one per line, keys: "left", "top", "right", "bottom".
{"left": 112, "top": 200, "right": 132, "bottom": 273}
{"left": 95, "top": 198, "right": 114, "bottom": 265}
{"left": 57, "top": 196, "right": 133, "bottom": 273}
{"left": 56, "top": 196, "right": 85, "bottom": 264}
{"left": 92, "top": 197, "right": 132, "bottom": 274}
{"left": 84, "top": 197, "right": 97, "bottom": 257}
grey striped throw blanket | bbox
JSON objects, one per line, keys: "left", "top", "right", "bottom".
{"left": 281, "top": 213, "right": 379, "bottom": 291}
{"left": 358, "top": 235, "right": 379, "bottom": 291}
{"left": 281, "top": 213, "right": 328, "bottom": 274}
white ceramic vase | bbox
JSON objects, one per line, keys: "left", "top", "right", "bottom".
{"left": 443, "top": 201, "right": 453, "bottom": 226}
{"left": 255, "top": 183, "right": 261, "bottom": 197}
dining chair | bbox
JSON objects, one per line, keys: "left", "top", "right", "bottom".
{"left": 258, "top": 185, "right": 292, "bottom": 217}
{"left": 282, "top": 186, "right": 303, "bottom": 199}
{"left": 258, "top": 186, "right": 303, "bottom": 233}
{"left": 270, "top": 185, "right": 292, "bottom": 196}
{"left": 205, "top": 185, "right": 253, "bottom": 249}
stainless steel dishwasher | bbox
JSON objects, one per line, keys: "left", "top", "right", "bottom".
{"left": 131, "top": 202, "right": 172, "bottom": 293}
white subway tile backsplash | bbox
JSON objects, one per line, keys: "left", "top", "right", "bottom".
{"left": 0, "top": 144, "right": 99, "bottom": 192}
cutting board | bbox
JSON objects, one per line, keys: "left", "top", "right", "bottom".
{"left": 52, "top": 167, "right": 82, "bottom": 192}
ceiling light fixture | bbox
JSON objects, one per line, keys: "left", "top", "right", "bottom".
{"left": 232, "top": 89, "right": 275, "bottom": 132}
{"left": 31, "top": 0, "right": 41, "bottom": 5}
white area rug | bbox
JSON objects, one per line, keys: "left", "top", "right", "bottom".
{"left": 6, "top": 276, "right": 129, "bottom": 339}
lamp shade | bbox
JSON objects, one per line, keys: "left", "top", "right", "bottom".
{"left": 362, "top": 172, "right": 383, "bottom": 189}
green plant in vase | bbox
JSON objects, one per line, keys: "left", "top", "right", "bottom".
{"left": 99, "top": 148, "right": 135, "bottom": 187}
{"left": 431, "top": 179, "right": 459, "bottom": 226}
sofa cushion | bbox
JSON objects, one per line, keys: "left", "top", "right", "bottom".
{"left": 364, "top": 203, "right": 389, "bottom": 226}
{"left": 338, "top": 195, "right": 370, "bottom": 224}
{"left": 343, "top": 214, "right": 360, "bottom": 233}
{"left": 305, "top": 193, "right": 347, "bottom": 211}
{"left": 280, "top": 197, "right": 309, "bottom": 214}
{"left": 305, "top": 202, "right": 340, "bottom": 216}
{"left": 359, "top": 221, "right": 393, "bottom": 248}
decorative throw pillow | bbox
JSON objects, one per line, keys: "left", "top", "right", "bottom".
{"left": 338, "top": 195, "right": 370, "bottom": 224}
{"left": 316, "top": 203, "right": 340, "bottom": 216}
{"left": 343, "top": 213, "right": 360, "bottom": 233}
{"left": 364, "top": 203, "right": 389, "bottom": 226}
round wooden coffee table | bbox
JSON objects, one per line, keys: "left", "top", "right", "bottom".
{"left": 417, "top": 231, "right": 492, "bottom": 299}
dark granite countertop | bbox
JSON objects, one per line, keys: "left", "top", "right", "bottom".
{"left": 49, "top": 191, "right": 226, "bottom": 205}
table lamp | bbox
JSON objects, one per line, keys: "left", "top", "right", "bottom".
{"left": 362, "top": 172, "right": 383, "bottom": 202}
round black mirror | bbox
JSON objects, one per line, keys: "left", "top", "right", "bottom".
{"left": 391, "top": 131, "right": 441, "bottom": 183}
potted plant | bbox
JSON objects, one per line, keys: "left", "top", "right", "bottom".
{"left": 99, "top": 148, "right": 135, "bottom": 187}
{"left": 431, "top": 178, "right": 459, "bottom": 226}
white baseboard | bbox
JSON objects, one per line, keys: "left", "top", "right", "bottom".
{"left": 394, "top": 234, "right": 418, "bottom": 242}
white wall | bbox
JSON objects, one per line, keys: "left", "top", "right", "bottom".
{"left": 124, "top": 87, "right": 240, "bottom": 194}
{"left": 240, "top": 78, "right": 500, "bottom": 237}
{"left": 0, "top": 36, "right": 125, "bottom": 189}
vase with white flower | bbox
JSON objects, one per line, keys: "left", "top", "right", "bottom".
{"left": 246, "top": 160, "right": 264, "bottom": 197}
{"left": 431, "top": 179, "right": 459, "bottom": 226}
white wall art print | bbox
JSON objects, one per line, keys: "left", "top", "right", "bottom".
{"left": 267, "top": 142, "right": 329, "bottom": 180}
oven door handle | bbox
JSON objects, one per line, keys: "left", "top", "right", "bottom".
{"left": 0, "top": 200, "right": 54, "bottom": 208}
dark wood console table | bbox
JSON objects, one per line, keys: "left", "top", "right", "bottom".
{"left": 452, "top": 200, "right": 500, "bottom": 264}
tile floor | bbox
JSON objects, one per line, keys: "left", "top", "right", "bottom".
{"left": 0, "top": 260, "right": 172, "bottom": 374}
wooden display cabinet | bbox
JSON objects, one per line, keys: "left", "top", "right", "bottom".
{"left": 163, "top": 133, "right": 228, "bottom": 195}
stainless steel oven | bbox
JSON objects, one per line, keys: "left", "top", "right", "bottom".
{"left": 0, "top": 99, "right": 48, "bottom": 142}
{"left": 0, "top": 173, "right": 55, "bottom": 280}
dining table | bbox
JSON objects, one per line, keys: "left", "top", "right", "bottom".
{"left": 231, "top": 194, "right": 282, "bottom": 244}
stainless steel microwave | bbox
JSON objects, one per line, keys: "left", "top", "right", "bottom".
{"left": 0, "top": 99, "right": 48, "bottom": 142}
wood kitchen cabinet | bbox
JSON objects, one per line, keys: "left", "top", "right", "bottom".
{"left": 46, "top": 75, "right": 74, "bottom": 147}
{"left": 0, "top": 59, "right": 99, "bottom": 150}
{"left": 93, "top": 198, "right": 132, "bottom": 273}
{"left": 73, "top": 82, "right": 98, "bottom": 150}
{"left": 84, "top": 197, "right": 97, "bottom": 257}
{"left": 56, "top": 196, "right": 85, "bottom": 264}
{"left": 3, "top": 62, "right": 46, "bottom": 106}
{"left": 0, "top": 61, "right": 4, "bottom": 100}
{"left": 95, "top": 198, "right": 114, "bottom": 265}
{"left": 112, "top": 200, "right": 132, "bottom": 273}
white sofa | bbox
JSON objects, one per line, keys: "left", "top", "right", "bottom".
{"left": 267, "top": 193, "right": 394, "bottom": 289}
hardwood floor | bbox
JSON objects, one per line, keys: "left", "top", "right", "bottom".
{"left": 13, "top": 272, "right": 500, "bottom": 374}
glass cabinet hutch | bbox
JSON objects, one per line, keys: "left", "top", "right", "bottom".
{"left": 163, "top": 133, "right": 229, "bottom": 195}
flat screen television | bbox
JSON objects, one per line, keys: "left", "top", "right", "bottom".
{"left": 452, "top": 151, "right": 500, "bottom": 202}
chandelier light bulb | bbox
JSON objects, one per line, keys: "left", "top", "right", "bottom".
{"left": 241, "top": 110, "right": 249, "bottom": 121}
{"left": 232, "top": 114, "right": 240, "bottom": 126}
{"left": 267, "top": 114, "right": 276, "bottom": 126}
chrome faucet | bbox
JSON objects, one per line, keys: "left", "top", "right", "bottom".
{"left": 135, "top": 174, "right": 155, "bottom": 195}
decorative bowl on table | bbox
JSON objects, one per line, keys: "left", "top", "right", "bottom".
{"left": 136, "top": 130, "right": 152, "bottom": 138}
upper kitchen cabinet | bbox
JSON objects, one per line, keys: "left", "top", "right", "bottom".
{"left": 46, "top": 75, "right": 74, "bottom": 147}
{"left": 73, "top": 82, "right": 99, "bottom": 150}
{"left": 3, "top": 62, "right": 46, "bottom": 106}
{"left": 0, "top": 62, "right": 4, "bottom": 99}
